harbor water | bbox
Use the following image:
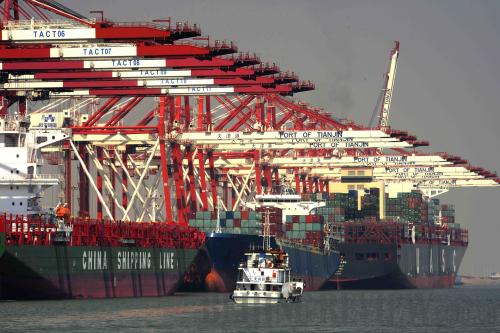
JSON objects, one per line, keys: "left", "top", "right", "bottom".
{"left": 1, "top": 286, "right": 499, "bottom": 332}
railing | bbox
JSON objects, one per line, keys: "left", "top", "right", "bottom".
{"left": 0, "top": 174, "right": 60, "bottom": 181}
{"left": 2, "top": 19, "right": 95, "bottom": 30}
{"left": 328, "top": 221, "right": 468, "bottom": 246}
{"left": 1, "top": 214, "right": 205, "bottom": 249}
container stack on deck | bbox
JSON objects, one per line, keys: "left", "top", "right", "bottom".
{"left": 284, "top": 214, "right": 324, "bottom": 243}
{"left": 386, "top": 191, "right": 428, "bottom": 223}
{"left": 188, "top": 210, "right": 263, "bottom": 235}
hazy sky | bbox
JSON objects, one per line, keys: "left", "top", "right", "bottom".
{"left": 66, "top": 0, "right": 500, "bottom": 275}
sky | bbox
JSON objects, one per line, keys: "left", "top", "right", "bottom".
{"left": 66, "top": 0, "right": 500, "bottom": 276}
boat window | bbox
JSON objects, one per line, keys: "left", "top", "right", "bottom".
{"left": 355, "top": 253, "right": 364, "bottom": 260}
{"left": 36, "top": 137, "right": 48, "bottom": 144}
{"left": 261, "top": 271, "right": 264, "bottom": 276}
{"left": 348, "top": 171, "right": 356, "bottom": 176}
{"left": 367, "top": 253, "right": 378, "bottom": 261}
{"left": 5, "top": 134, "right": 18, "bottom": 147}
{"left": 384, "top": 252, "right": 392, "bottom": 261}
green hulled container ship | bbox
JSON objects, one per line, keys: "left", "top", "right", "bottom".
{"left": 0, "top": 215, "right": 205, "bottom": 299}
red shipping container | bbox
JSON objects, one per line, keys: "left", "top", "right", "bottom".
{"left": 241, "top": 211, "right": 249, "bottom": 219}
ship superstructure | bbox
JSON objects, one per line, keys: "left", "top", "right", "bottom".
{"left": 0, "top": 116, "right": 64, "bottom": 216}
{"left": 231, "top": 248, "right": 304, "bottom": 304}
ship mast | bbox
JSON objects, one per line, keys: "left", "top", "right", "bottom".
{"left": 262, "top": 209, "right": 271, "bottom": 251}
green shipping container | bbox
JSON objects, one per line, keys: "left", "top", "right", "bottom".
{"left": 312, "top": 223, "right": 322, "bottom": 231}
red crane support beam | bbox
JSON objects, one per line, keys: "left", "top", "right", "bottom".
{"left": 96, "top": 146, "right": 104, "bottom": 220}
{"left": 137, "top": 109, "right": 156, "bottom": 126}
{"left": 94, "top": 26, "right": 171, "bottom": 41}
{"left": 207, "top": 150, "right": 217, "bottom": 209}
{"left": 158, "top": 96, "right": 173, "bottom": 223}
{"left": 214, "top": 96, "right": 253, "bottom": 131}
{"left": 185, "top": 146, "right": 197, "bottom": 213}
{"left": 171, "top": 143, "right": 187, "bottom": 225}
{"left": 196, "top": 149, "right": 209, "bottom": 210}
{"left": 21, "top": 68, "right": 255, "bottom": 80}
{"left": 0, "top": 57, "right": 237, "bottom": 71}
{"left": 0, "top": 44, "right": 209, "bottom": 59}
{"left": 104, "top": 97, "right": 143, "bottom": 127}
{"left": 83, "top": 96, "right": 120, "bottom": 127}
{"left": 25, "top": 0, "right": 92, "bottom": 26}
{"left": 214, "top": 95, "right": 254, "bottom": 130}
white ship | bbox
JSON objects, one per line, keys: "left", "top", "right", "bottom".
{"left": 0, "top": 115, "right": 66, "bottom": 216}
{"left": 231, "top": 210, "right": 304, "bottom": 304}
{"left": 231, "top": 248, "right": 304, "bottom": 304}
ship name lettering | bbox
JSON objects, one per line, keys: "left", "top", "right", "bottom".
{"left": 82, "top": 250, "right": 108, "bottom": 271}
{"left": 117, "top": 251, "right": 152, "bottom": 270}
{"left": 159, "top": 251, "right": 175, "bottom": 270}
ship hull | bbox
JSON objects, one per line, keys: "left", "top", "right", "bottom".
{"left": 179, "top": 233, "right": 340, "bottom": 292}
{"left": 325, "top": 242, "right": 466, "bottom": 289}
{"left": 280, "top": 242, "right": 340, "bottom": 291}
{"left": 0, "top": 244, "right": 198, "bottom": 300}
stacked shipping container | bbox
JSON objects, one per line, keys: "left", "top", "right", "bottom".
{"left": 188, "top": 210, "right": 262, "bottom": 235}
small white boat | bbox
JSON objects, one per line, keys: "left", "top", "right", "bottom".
{"left": 230, "top": 248, "right": 304, "bottom": 304}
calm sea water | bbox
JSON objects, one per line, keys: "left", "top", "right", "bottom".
{"left": 1, "top": 286, "right": 499, "bottom": 333}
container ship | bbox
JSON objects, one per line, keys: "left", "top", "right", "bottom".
{"left": 180, "top": 194, "right": 340, "bottom": 292}
{"left": 0, "top": 117, "right": 205, "bottom": 300}
{"left": 312, "top": 180, "right": 468, "bottom": 289}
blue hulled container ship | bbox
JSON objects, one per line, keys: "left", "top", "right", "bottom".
{"left": 180, "top": 194, "right": 340, "bottom": 292}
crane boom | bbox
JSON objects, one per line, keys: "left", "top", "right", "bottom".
{"left": 378, "top": 41, "right": 400, "bottom": 131}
